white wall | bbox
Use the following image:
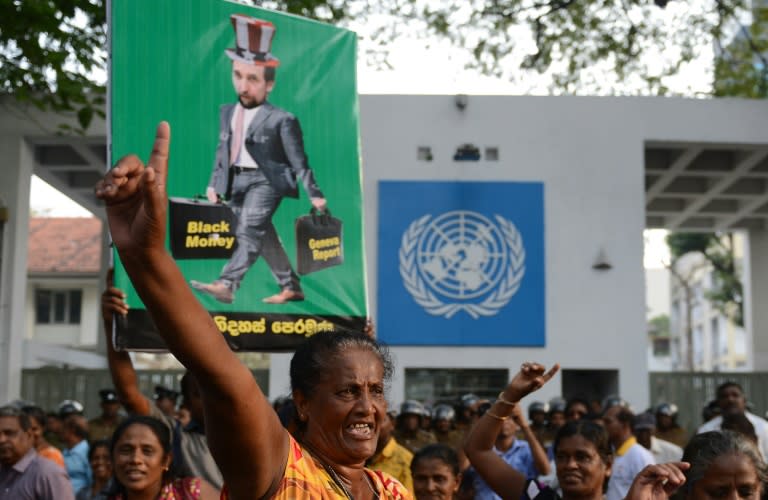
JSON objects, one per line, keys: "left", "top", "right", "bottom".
{"left": 645, "top": 268, "right": 670, "bottom": 320}
{"left": 25, "top": 277, "right": 101, "bottom": 348}
{"left": 271, "top": 95, "right": 768, "bottom": 408}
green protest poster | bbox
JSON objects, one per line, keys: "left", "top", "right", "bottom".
{"left": 109, "top": 0, "right": 366, "bottom": 350}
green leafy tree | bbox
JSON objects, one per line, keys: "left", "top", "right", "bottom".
{"left": 648, "top": 314, "right": 670, "bottom": 336}
{"left": 0, "top": 0, "right": 106, "bottom": 131}
{"left": 0, "top": 0, "right": 344, "bottom": 132}
{"left": 714, "top": 3, "right": 768, "bottom": 97}
{"left": 666, "top": 232, "right": 744, "bottom": 327}
{"left": 3, "top": 0, "right": 767, "bottom": 131}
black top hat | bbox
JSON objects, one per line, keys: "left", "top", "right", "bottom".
{"left": 153, "top": 385, "right": 180, "bottom": 402}
{"left": 225, "top": 14, "right": 280, "bottom": 67}
{"left": 99, "top": 389, "right": 119, "bottom": 403}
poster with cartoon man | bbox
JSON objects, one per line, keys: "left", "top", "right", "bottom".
{"left": 109, "top": 1, "right": 365, "bottom": 350}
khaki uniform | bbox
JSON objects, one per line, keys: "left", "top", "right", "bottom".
{"left": 434, "top": 429, "right": 464, "bottom": 451}
{"left": 393, "top": 429, "right": 437, "bottom": 454}
{"left": 367, "top": 437, "right": 414, "bottom": 493}
{"left": 656, "top": 426, "right": 688, "bottom": 448}
{"left": 88, "top": 416, "right": 122, "bottom": 441}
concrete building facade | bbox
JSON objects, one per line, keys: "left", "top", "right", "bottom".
{"left": 3, "top": 95, "right": 768, "bottom": 411}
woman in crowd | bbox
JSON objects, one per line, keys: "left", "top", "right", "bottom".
{"left": 104, "top": 415, "right": 217, "bottom": 500}
{"left": 624, "top": 430, "right": 766, "bottom": 500}
{"left": 21, "top": 405, "right": 65, "bottom": 468}
{"left": 96, "top": 123, "right": 417, "bottom": 499}
{"left": 76, "top": 440, "right": 112, "bottom": 500}
{"left": 465, "top": 367, "right": 619, "bottom": 500}
{"left": 411, "top": 444, "right": 462, "bottom": 499}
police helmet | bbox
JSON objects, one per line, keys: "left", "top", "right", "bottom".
{"left": 601, "top": 395, "right": 629, "bottom": 412}
{"left": 528, "top": 401, "right": 550, "bottom": 420}
{"left": 57, "top": 399, "right": 84, "bottom": 418}
{"left": 400, "top": 400, "right": 426, "bottom": 417}
{"left": 654, "top": 402, "right": 678, "bottom": 418}
{"left": 460, "top": 393, "right": 480, "bottom": 409}
{"left": 548, "top": 397, "right": 566, "bottom": 415}
{"left": 432, "top": 404, "right": 456, "bottom": 422}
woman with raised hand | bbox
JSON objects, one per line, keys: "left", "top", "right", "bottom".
{"left": 95, "top": 123, "right": 410, "bottom": 500}
{"left": 463, "top": 362, "right": 565, "bottom": 500}
{"left": 624, "top": 430, "right": 767, "bottom": 500}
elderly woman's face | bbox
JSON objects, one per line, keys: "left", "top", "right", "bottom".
{"left": 688, "top": 452, "right": 762, "bottom": 500}
{"left": 300, "top": 348, "right": 386, "bottom": 464}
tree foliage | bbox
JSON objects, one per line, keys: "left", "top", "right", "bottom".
{"left": 666, "top": 232, "right": 744, "bottom": 327}
{"left": 363, "top": 0, "right": 768, "bottom": 96}
{"left": 2, "top": 0, "right": 766, "bottom": 132}
{"left": 0, "top": 0, "right": 107, "bottom": 132}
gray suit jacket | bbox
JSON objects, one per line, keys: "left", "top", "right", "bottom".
{"left": 208, "top": 102, "right": 324, "bottom": 200}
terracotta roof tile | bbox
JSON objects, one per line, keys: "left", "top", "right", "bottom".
{"left": 28, "top": 218, "right": 103, "bottom": 273}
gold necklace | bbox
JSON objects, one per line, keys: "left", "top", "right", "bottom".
{"left": 304, "top": 443, "right": 379, "bottom": 500}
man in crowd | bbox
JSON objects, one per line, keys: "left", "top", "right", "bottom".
{"left": 60, "top": 414, "right": 90, "bottom": 495}
{"left": 653, "top": 403, "right": 687, "bottom": 447}
{"left": 603, "top": 402, "right": 654, "bottom": 500}
{"left": 633, "top": 411, "right": 683, "bottom": 464}
{"left": 367, "top": 410, "right": 413, "bottom": 492}
{"left": 101, "top": 277, "right": 223, "bottom": 491}
{"left": 394, "top": 400, "right": 437, "bottom": 454}
{"left": 87, "top": 389, "right": 122, "bottom": 441}
{"left": 471, "top": 403, "right": 550, "bottom": 500}
{"left": 153, "top": 385, "right": 180, "bottom": 418}
{"left": 526, "top": 401, "right": 551, "bottom": 449}
{"left": 0, "top": 406, "right": 73, "bottom": 499}
{"left": 698, "top": 381, "right": 768, "bottom": 458}
{"left": 432, "top": 404, "right": 464, "bottom": 451}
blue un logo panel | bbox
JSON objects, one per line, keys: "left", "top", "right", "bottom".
{"left": 378, "top": 181, "right": 545, "bottom": 346}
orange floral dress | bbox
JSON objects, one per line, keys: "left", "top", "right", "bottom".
{"left": 220, "top": 436, "right": 412, "bottom": 499}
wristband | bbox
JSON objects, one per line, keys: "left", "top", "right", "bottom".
{"left": 497, "top": 392, "right": 518, "bottom": 407}
{"left": 485, "top": 410, "right": 509, "bottom": 421}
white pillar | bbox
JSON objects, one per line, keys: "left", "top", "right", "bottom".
{"left": 747, "top": 229, "right": 768, "bottom": 370}
{"left": 0, "top": 135, "right": 33, "bottom": 403}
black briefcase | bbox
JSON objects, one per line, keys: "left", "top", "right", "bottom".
{"left": 168, "top": 197, "right": 238, "bottom": 260}
{"left": 295, "top": 208, "right": 343, "bottom": 275}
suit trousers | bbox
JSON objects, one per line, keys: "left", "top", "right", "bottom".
{"left": 219, "top": 168, "right": 300, "bottom": 293}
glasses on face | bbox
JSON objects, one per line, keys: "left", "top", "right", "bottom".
{"left": 555, "top": 451, "right": 597, "bottom": 465}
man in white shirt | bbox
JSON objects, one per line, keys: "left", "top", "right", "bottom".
{"left": 697, "top": 381, "right": 768, "bottom": 458}
{"left": 603, "top": 403, "right": 654, "bottom": 500}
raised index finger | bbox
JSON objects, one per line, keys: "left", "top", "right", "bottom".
{"left": 147, "top": 121, "right": 171, "bottom": 187}
{"left": 542, "top": 363, "right": 560, "bottom": 383}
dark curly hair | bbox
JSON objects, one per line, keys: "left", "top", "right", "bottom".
{"left": 289, "top": 331, "right": 393, "bottom": 398}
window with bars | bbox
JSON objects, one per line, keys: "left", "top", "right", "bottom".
{"left": 35, "top": 289, "right": 82, "bottom": 324}
{"left": 404, "top": 368, "right": 509, "bottom": 405}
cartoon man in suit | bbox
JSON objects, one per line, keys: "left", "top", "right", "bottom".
{"left": 191, "top": 14, "right": 326, "bottom": 304}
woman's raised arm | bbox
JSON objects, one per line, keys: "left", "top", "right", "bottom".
{"left": 96, "top": 122, "right": 288, "bottom": 499}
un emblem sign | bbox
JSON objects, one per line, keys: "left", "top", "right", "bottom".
{"left": 399, "top": 210, "right": 525, "bottom": 319}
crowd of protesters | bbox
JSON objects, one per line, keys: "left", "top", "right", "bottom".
{"left": 4, "top": 362, "right": 766, "bottom": 499}
{"left": 3, "top": 124, "right": 768, "bottom": 499}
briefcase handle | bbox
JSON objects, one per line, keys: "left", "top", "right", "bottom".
{"left": 309, "top": 207, "right": 332, "bottom": 225}
{"left": 192, "top": 193, "right": 228, "bottom": 206}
